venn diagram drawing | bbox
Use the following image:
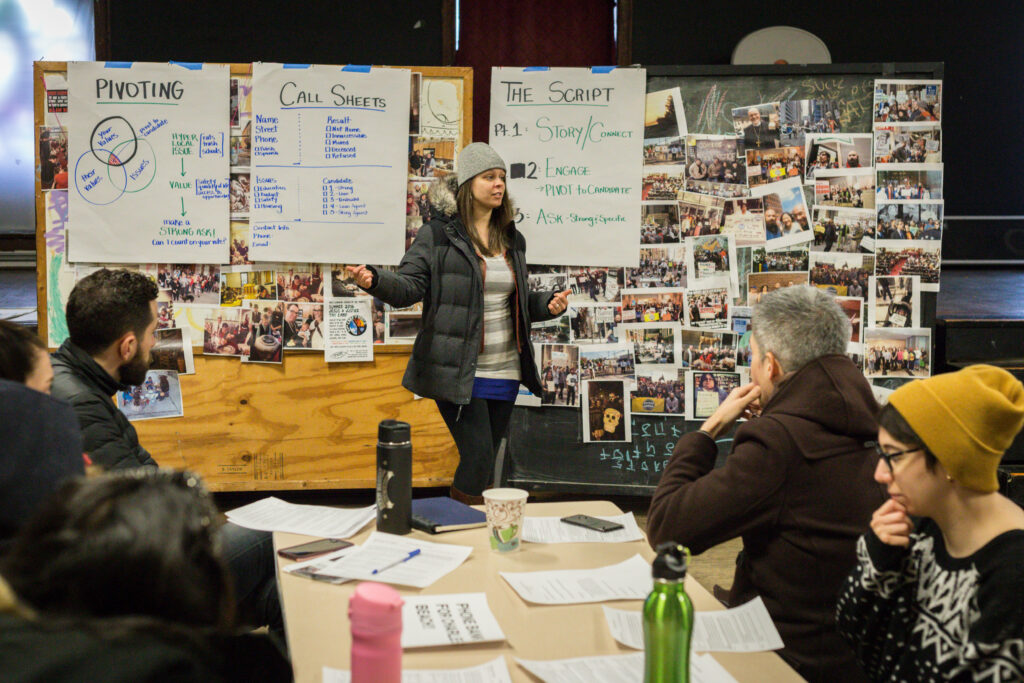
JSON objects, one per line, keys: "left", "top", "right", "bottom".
{"left": 74, "top": 115, "right": 157, "bottom": 205}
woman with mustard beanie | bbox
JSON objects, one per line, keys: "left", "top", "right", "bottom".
{"left": 836, "top": 364, "right": 1024, "bottom": 681}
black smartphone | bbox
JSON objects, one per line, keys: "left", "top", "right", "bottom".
{"left": 560, "top": 514, "right": 624, "bottom": 533}
{"left": 277, "top": 538, "right": 353, "bottom": 560}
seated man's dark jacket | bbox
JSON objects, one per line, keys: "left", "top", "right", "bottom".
{"left": 647, "top": 355, "right": 885, "bottom": 683}
{"left": 0, "top": 380, "right": 85, "bottom": 550}
{"left": 50, "top": 340, "right": 157, "bottom": 470}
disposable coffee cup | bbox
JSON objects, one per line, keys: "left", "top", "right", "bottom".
{"left": 482, "top": 488, "right": 528, "bottom": 552}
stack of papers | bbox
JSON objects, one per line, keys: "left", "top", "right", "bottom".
{"left": 401, "top": 593, "right": 506, "bottom": 648}
{"left": 286, "top": 532, "right": 473, "bottom": 589}
{"left": 324, "top": 656, "right": 512, "bottom": 683}
{"left": 500, "top": 554, "right": 651, "bottom": 604}
{"left": 522, "top": 512, "right": 644, "bottom": 544}
{"left": 515, "top": 652, "right": 737, "bottom": 683}
{"left": 225, "top": 497, "right": 375, "bottom": 538}
{"left": 601, "top": 597, "right": 784, "bottom": 653}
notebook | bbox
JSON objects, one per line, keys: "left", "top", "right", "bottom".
{"left": 411, "top": 497, "right": 487, "bottom": 534}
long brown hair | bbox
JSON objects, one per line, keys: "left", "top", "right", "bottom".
{"left": 456, "top": 179, "right": 515, "bottom": 257}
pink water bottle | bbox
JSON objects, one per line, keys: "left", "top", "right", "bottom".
{"left": 349, "top": 582, "right": 403, "bottom": 683}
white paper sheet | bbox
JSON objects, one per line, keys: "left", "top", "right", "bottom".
{"left": 514, "top": 652, "right": 736, "bottom": 683}
{"left": 249, "top": 64, "right": 410, "bottom": 264}
{"left": 500, "top": 554, "right": 650, "bottom": 605}
{"left": 522, "top": 513, "right": 644, "bottom": 544}
{"left": 67, "top": 62, "right": 230, "bottom": 264}
{"left": 401, "top": 593, "right": 506, "bottom": 649}
{"left": 308, "top": 532, "right": 472, "bottom": 588}
{"left": 325, "top": 298, "right": 374, "bottom": 362}
{"left": 281, "top": 544, "right": 359, "bottom": 584}
{"left": 602, "top": 597, "right": 784, "bottom": 653}
{"left": 324, "top": 655, "right": 513, "bottom": 683}
{"left": 489, "top": 67, "right": 645, "bottom": 267}
{"left": 224, "top": 497, "right": 374, "bottom": 538}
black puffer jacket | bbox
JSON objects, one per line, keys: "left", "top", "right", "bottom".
{"left": 370, "top": 176, "right": 557, "bottom": 404}
{"left": 50, "top": 340, "right": 157, "bottom": 470}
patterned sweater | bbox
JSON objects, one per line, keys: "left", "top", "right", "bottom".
{"left": 836, "top": 519, "right": 1024, "bottom": 682}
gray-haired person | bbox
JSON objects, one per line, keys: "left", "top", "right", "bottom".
{"left": 648, "top": 285, "right": 884, "bottom": 683}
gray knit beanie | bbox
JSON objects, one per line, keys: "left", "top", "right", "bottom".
{"left": 457, "top": 142, "right": 506, "bottom": 187}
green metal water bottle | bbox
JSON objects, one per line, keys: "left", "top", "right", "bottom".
{"left": 643, "top": 542, "right": 694, "bottom": 683}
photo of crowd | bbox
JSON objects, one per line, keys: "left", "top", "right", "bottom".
{"left": 812, "top": 207, "right": 874, "bottom": 252}
{"left": 876, "top": 203, "right": 942, "bottom": 240}
{"left": 690, "top": 370, "right": 742, "bottom": 420}
{"left": 685, "top": 135, "right": 746, "bottom": 193}
{"left": 229, "top": 172, "right": 249, "bottom": 215}
{"left": 584, "top": 379, "right": 629, "bottom": 442}
{"left": 621, "top": 292, "right": 684, "bottom": 323}
{"left": 277, "top": 266, "right": 324, "bottom": 302}
{"left": 643, "top": 168, "right": 685, "bottom": 200}
{"left": 641, "top": 203, "right": 681, "bottom": 244}
{"left": 567, "top": 267, "right": 621, "bottom": 304}
{"left": 870, "top": 275, "right": 919, "bottom": 328}
{"left": 625, "top": 246, "right": 686, "bottom": 289}
{"left": 632, "top": 369, "right": 684, "bottom": 415}
{"left": 678, "top": 192, "right": 724, "bottom": 238}
{"left": 686, "top": 330, "right": 737, "bottom": 371}
{"left": 876, "top": 167, "right": 943, "bottom": 200}
{"left": 116, "top": 371, "right": 183, "bottom": 422}
{"left": 873, "top": 80, "right": 941, "bottom": 124}
{"left": 779, "top": 99, "right": 844, "bottom": 147}
{"left": 220, "top": 270, "right": 276, "bottom": 306}
{"left": 157, "top": 264, "right": 220, "bottom": 304}
{"left": 752, "top": 246, "right": 808, "bottom": 272}
{"left": 39, "top": 126, "right": 69, "bottom": 190}
{"left": 539, "top": 344, "right": 580, "bottom": 407}
{"left": 809, "top": 251, "right": 873, "bottom": 299}
{"left": 625, "top": 327, "right": 676, "bottom": 364}
{"left": 874, "top": 240, "right": 941, "bottom": 288}
{"left": 864, "top": 328, "right": 932, "bottom": 378}
{"left": 685, "top": 287, "right": 729, "bottom": 330}
{"left": 873, "top": 125, "right": 941, "bottom": 164}
{"left": 745, "top": 146, "right": 805, "bottom": 187}
{"left": 570, "top": 304, "right": 620, "bottom": 344}
{"left": 689, "top": 235, "right": 732, "bottom": 280}
{"left": 531, "top": 315, "right": 571, "bottom": 344}
{"left": 804, "top": 134, "right": 872, "bottom": 182}
{"left": 814, "top": 169, "right": 875, "bottom": 209}
{"left": 644, "top": 136, "right": 686, "bottom": 165}
{"left": 748, "top": 272, "right": 809, "bottom": 303}
{"left": 580, "top": 344, "right": 635, "bottom": 383}
{"left": 731, "top": 102, "right": 781, "bottom": 149}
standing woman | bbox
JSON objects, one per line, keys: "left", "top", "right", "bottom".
{"left": 348, "top": 143, "right": 569, "bottom": 503}
{"left": 836, "top": 365, "right": 1024, "bottom": 680}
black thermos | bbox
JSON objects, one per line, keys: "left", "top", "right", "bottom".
{"left": 376, "top": 420, "right": 412, "bottom": 534}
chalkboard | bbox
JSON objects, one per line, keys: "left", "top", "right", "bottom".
{"left": 506, "top": 63, "right": 943, "bottom": 496}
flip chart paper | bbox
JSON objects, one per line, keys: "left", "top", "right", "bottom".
{"left": 489, "top": 67, "right": 645, "bottom": 267}
{"left": 250, "top": 64, "right": 410, "bottom": 264}
{"left": 68, "top": 62, "right": 230, "bottom": 263}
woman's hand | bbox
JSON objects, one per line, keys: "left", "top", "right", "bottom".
{"left": 548, "top": 289, "right": 571, "bottom": 315}
{"left": 346, "top": 265, "right": 374, "bottom": 289}
{"left": 870, "top": 498, "right": 913, "bottom": 547}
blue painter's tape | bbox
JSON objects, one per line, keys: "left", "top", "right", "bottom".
{"left": 591, "top": 66, "right": 617, "bottom": 73}
{"left": 342, "top": 64, "right": 372, "bottom": 72}
{"left": 169, "top": 61, "right": 203, "bottom": 70}
{"left": 283, "top": 63, "right": 312, "bottom": 69}
{"left": 523, "top": 66, "right": 550, "bottom": 72}
{"left": 104, "top": 61, "right": 133, "bottom": 68}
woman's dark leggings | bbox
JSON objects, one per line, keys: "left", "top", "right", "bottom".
{"left": 435, "top": 397, "right": 516, "bottom": 496}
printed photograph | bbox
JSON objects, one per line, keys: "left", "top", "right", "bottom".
{"left": 277, "top": 265, "right": 325, "bottom": 302}
{"left": 621, "top": 292, "right": 684, "bottom": 324}
{"left": 330, "top": 265, "right": 366, "bottom": 297}
{"left": 642, "top": 166, "right": 686, "bottom": 200}
{"left": 873, "top": 124, "right": 941, "bottom": 164}
{"left": 580, "top": 344, "right": 635, "bottom": 383}
{"left": 814, "top": 169, "right": 875, "bottom": 209}
{"left": 584, "top": 379, "right": 630, "bottom": 443}
{"left": 864, "top": 328, "right": 932, "bottom": 378}
{"left": 685, "top": 135, "right": 746, "bottom": 193}
{"left": 873, "top": 80, "right": 941, "bottom": 124}
{"left": 203, "top": 308, "right": 250, "bottom": 357}
{"left": 229, "top": 172, "right": 250, "bottom": 216}
{"left": 876, "top": 202, "right": 943, "bottom": 240}
{"left": 244, "top": 302, "right": 285, "bottom": 363}
{"left": 157, "top": 264, "right": 220, "bottom": 304}
{"left": 632, "top": 368, "right": 684, "bottom": 416}
{"left": 812, "top": 207, "right": 875, "bottom": 253}
{"left": 409, "top": 72, "right": 421, "bottom": 134}
{"left": 39, "top": 126, "right": 69, "bottom": 190}
{"left": 156, "top": 300, "right": 175, "bottom": 330}
{"left": 747, "top": 271, "right": 809, "bottom": 303}
{"left": 876, "top": 165, "right": 943, "bottom": 200}
{"left": 731, "top": 102, "right": 781, "bottom": 149}
{"left": 625, "top": 245, "right": 686, "bottom": 290}
{"left": 624, "top": 326, "right": 677, "bottom": 364}
{"left": 641, "top": 202, "right": 681, "bottom": 244}
{"left": 688, "top": 234, "right": 733, "bottom": 282}
{"left": 386, "top": 311, "right": 423, "bottom": 344}
{"left": 538, "top": 344, "right": 581, "bottom": 407}
{"left": 567, "top": 267, "right": 622, "bottom": 304}
{"left": 678, "top": 192, "right": 724, "bottom": 238}
{"left": 528, "top": 266, "right": 569, "bottom": 296}
{"left": 745, "top": 145, "right": 805, "bottom": 187}
{"left": 753, "top": 178, "right": 813, "bottom": 248}
{"left": 874, "top": 239, "right": 941, "bottom": 291}
{"left": 870, "top": 275, "right": 921, "bottom": 328}
{"left": 644, "top": 87, "right": 686, "bottom": 139}
{"left": 220, "top": 270, "right": 276, "bottom": 306}
{"left": 230, "top": 131, "right": 250, "bottom": 167}
{"left": 150, "top": 327, "right": 194, "bottom": 375}
{"left": 752, "top": 245, "right": 809, "bottom": 272}
{"left": 282, "top": 302, "right": 325, "bottom": 350}
{"left": 229, "top": 221, "right": 251, "bottom": 265}
{"left": 569, "top": 304, "right": 620, "bottom": 344}
{"left": 779, "top": 99, "right": 844, "bottom": 147}
{"left": 644, "top": 136, "right": 686, "bottom": 165}
{"left": 809, "top": 251, "right": 873, "bottom": 299}
{"left": 531, "top": 314, "right": 571, "bottom": 344}
{"left": 689, "top": 370, "right": 742, "bottom": 420}
{"left": 804, "top": 134, "right": 873, "bottom": 182}
{"left": 834, "top": 296, "right": 864, "bottom": 346}
{"left": 733, "top": 247, "right": 754, "bottom": 307}
{"left": 409, "top": 138, "right": 456, "bottom": 178}
{"left": 681, "top": 329, "right": 737, "bottom": 371}
{"left": 721, "top": 198, "right": 765, "bottom": 246}
{"left": 685, "top": 286, "right": 730, "bottom": 330}
{"left": 116, "top": 370, "right": 183, "bottom": 422}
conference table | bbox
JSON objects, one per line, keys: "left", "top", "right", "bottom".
{"left": 275, "top": 499, "right": 804, "bottom": 682}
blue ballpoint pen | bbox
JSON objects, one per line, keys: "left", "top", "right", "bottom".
{"left": 371, "top": 548, "right": 421, "bottom": 575}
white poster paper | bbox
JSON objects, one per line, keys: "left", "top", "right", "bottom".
{"left": 401, "top": 593, "right": 506, "bottom": 648}
{"left": 325, "top": 298, "right": 374, "bottom": 362}
{"left": 250, "top": 64, "right": 410, "bottom": 264}
{"left": 489, "top": 67, "right": 645, "bottom": 267}
{"left": 67, "top": 62, "right": 230, "bottom": 263}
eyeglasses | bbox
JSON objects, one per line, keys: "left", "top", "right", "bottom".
{"left": 870, "top": 441, "right": 923, "bottom": 472}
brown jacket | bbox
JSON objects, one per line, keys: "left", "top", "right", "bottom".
{"left": 647, "top": 355, "right": 885, "bottom": 683}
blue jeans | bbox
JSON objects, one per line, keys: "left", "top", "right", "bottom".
{"left": 220, "top": 522, "right": 284, "bottom": 645}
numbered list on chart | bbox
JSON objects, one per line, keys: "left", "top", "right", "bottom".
{"left": 249, "top": 64, "right": 410, "bottom": 264}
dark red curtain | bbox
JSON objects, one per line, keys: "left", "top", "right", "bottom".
{"left": 456, "top": 0, "right": 616, "bottom": 144}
